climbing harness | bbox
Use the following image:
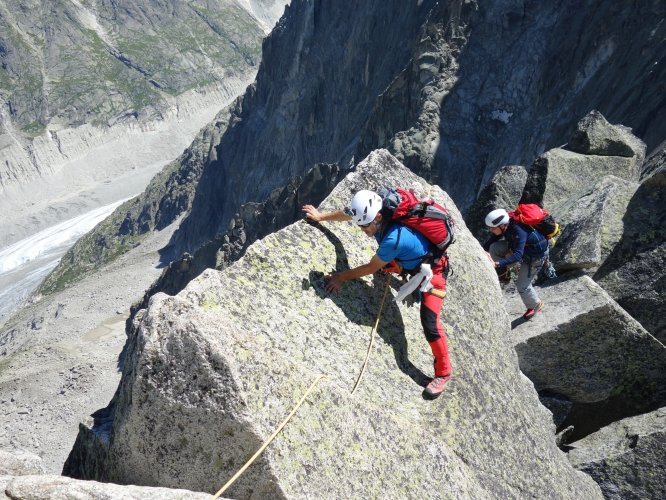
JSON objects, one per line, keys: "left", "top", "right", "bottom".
{"left": 351, "top": 279, "right": 391, "bottom": 394}
{"left": 211, "top": 374, "right": 326, "bottom": 499}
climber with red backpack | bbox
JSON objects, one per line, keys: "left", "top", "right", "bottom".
{"left": 302, "top": 187, "right": 455, "bottom": 399}
{"left": 483, "top": 205, "right": 554, "bottom": 319}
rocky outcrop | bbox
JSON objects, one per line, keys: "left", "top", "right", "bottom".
{"left": 594, "top": 164, "right": 666, "bottom": 343}
{"left": 642, "top": 140, "right": 666, "bottom": 180}
{"left": 568, "top": 110, "right": 646, "bottom": 161}
{"left": 507, "top": 275, "right": 666, "bottom": 441}
{"left": 568, "top": 407, "right": 666, "bottom": 499}
{"left": 550, "top": 175, "right": 639, "bottom": 272}
{"left": 0, "top": 449, "right": 43, "bottom": 475}
{"left": 64, "top": 150, "right": 599, "bottom": 498}
{"left": 0, "top": 475, "right": 211, "bottom": 499}
{"left": 465, "top": 165, "right": 527, "bottom": 239}
{"left": 521, "top": 112, "right": 645, "bottom": 207}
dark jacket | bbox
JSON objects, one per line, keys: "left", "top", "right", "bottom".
{"left": 483, "top": 220, "right": 548, "bottom": 267}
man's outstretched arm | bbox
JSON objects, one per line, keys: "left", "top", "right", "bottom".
{"left": 325, "top": 255, "right": 387, "bottom": 293}
{"left": 303, "top": 204, "right": 351, "bottom": 222}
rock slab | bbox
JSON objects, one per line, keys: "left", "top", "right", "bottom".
{"left": 64, "top": 150, "right": 600, "bottom": 498}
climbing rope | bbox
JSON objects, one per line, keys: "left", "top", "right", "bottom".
{"left": 351, "top": 278, "right": 391, "bottom": 394}
{"left": 211, "top": 374, "right": 325, "bottom": 499}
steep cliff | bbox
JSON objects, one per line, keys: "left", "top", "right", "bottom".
{"left": 64, "top": 150, "right": 600, "bottom": 498}
{"left": 170, "top": 0, "right": 440, "bottom": 254}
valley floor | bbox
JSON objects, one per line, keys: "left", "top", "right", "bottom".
{"left": 0, "top": 221, "right": 178, "bottom": 473}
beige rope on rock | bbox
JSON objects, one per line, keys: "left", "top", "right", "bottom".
{"left": 351, "top": 278, "right": 391, "bottom": 394}
{"left": 211, "top": 374, "right": 326, "bottom": 499}
{"left": 212, "top": 277, "right": 393, "bottom": 496}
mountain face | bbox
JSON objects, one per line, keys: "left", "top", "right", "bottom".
{"left": 0, "top": 0, "right": 282, "bottom": 136}
{"left": 169, "top": 0, "right": 440, "bottom": 253}
{"left": 0, "top": 0, "right": 290, "bottom": 256}
{"left": 160, "top": 0, "right": 666, "bottom": 256}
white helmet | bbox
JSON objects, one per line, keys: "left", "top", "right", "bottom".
{"left": 485, "top": 208, "right": 510, "bottom": 227}
{"left": 350, "top": 190, "right": 383, "bottom": 225}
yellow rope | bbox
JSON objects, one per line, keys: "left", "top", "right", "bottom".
{"left": 211, "top": 374, "right": 326, "bottom": 499}
{"left": 351, "top": 279, "right": 391, "bottom": 394}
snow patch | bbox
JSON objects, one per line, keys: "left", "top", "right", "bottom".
{"left": 491, "top": 109, "right": 513, "bottom": 124}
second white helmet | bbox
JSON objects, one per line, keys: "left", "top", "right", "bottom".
{"left": 485, "top": 208, "right": 510, "bottom": 227}
{"left": 350, "top": 190, "right": 383, "bottom": 225}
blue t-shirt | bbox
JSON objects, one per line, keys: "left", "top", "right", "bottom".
{"left": 375, "top": 224, "right": 432, "bottom": 271}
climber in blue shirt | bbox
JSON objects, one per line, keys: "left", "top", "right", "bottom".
{"left": 303, "top": 190, "right": 452, "bottom": 399}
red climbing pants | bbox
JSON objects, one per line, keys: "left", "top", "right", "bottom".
{"left": 420, "top": 256, "right": 452, "bottom": 377}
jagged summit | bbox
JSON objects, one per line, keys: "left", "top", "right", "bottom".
{"left": 63, "top": 150, "right": 599, "bottom": 498}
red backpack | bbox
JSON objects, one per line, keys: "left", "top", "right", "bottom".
{"left": 509, "top": 203, "right": 560, "bottom": 240}
{"left": 378, "top": 187, "right": 455, "bottom": 252}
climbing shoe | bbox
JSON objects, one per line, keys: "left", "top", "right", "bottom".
{"left": 523, "top": 300, "right": 545, "bottom": 320}
{"left": 423, "top": 374, "right": 451, "bottom": 400}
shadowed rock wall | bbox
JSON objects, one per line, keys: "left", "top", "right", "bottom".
{"left": 167, "top": 0, "right": 666, "bottom": 259}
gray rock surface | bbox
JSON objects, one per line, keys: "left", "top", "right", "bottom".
{"left": 521, "top": 142, "right": 643, "bottom": 208}
{"left": 568, "top": 110, "right": 646, "bottom": 161}
{"left": 131, "top": 162, "right": 344, "bottom": 312}
{"left": 169, "top": 0, "right": 666, "bottom": 257}
{"left": 641, "top": 139, "right": 666, "bottom": 180}
{"left": 568, "top": 407, "right": 666, "bottom": 500}
{"left": 594, "top": 165, "right": 666, "bottom": 343}
{"left": 0, "top": 449, "right": 43, "bottom": 475}
{"left": 172, "top": 0, "right": 440, "bottom": 254}
{"left": 64, "top": 150, "right": 600, "bottom": 498}
{"left": 360, "top": 2, "right": 666, "bottom": 210}
{"left": 465, "top": 165, "right": 527, "bottom": 239}
{"left": 0, "top": 474, "right": 211, "bottom": 499}
{"left": 508, "top": 275, "right": 666, "bottom": 435}
{"left": 550, "top": 176, "right": 639, "bottom": 272}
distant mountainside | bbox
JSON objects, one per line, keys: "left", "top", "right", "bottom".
{"left": 0, "top": 0, "right": 286, "bottom": 137}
